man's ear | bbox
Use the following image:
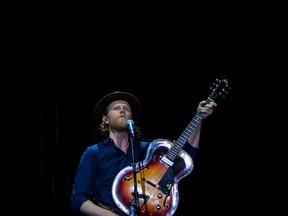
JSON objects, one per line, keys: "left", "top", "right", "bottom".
{"left": 102, "top": 116, "right": 109, "bottom": 124}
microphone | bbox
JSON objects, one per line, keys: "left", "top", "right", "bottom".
{"left": 126, "top": 120, "right": 135, "bottom": 137}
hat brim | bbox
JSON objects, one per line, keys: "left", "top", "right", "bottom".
{"left": 94, "top": 91, "right": 142, "bottom": 123}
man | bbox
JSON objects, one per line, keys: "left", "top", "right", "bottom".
{"left": 70, "top": 91, "right": 217, "bottom": 216}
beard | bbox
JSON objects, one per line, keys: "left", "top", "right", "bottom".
{"left": 109, "top": 118, "right": 127, "bottom": 132}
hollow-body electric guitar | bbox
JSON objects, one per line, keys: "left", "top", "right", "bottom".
{"left": 112, "top": 78, "right": 232, "bottom": 216}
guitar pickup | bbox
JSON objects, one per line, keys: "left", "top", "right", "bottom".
{"left": 161, "top": 156, "right": 174, "bottom": 166}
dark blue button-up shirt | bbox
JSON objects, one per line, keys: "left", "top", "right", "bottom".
{"left": 70, "top": 137, "right": 198, "bottom": 213}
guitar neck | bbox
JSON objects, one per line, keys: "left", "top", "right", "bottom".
{"left": 162, "top": 78, "right": 231, "bottom": 163}
{"left": 165, "top": 110, "right": 205, "bottom": 162}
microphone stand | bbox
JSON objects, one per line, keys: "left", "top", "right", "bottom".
{"left": 128, "top": 132, "right": 140, "bottom": 216}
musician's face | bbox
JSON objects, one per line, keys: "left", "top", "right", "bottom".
{"left": 105, "top": 100, "right": 133, "bottom": 130}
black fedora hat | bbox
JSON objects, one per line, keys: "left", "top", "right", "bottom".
{"left": 94, "top": 91, "right": 142, "bottom": 123}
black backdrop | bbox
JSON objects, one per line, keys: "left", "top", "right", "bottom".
{"left": 32, "top": 2, "right": 264, "bottom": 215}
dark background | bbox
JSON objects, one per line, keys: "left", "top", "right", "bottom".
{"left": 18, "top": 1, "right": 279, "bottom": 215}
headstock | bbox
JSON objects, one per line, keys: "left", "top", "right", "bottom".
{"left": 209, "top": 78, "right": 232, "bottom": 101}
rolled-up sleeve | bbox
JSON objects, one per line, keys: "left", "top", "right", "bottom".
{"left": 183, "top": 141, "right": 199, "bottom": 160}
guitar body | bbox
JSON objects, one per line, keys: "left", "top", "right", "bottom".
{"left": 112, "top": 138, "right": 193, "bottom": 216}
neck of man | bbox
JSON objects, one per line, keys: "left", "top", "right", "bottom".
{"left": 110, "top": 131, "right": 130, "bottom": 153}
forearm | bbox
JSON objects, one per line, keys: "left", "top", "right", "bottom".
{"left": 187, "top": 123, "right": 201, "bottom": 149}
{"left": 188, "top": 99, "right": 216, "bottom": 148}
{"left": 80, "top": 200, "right": 120, "bottom": 216}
